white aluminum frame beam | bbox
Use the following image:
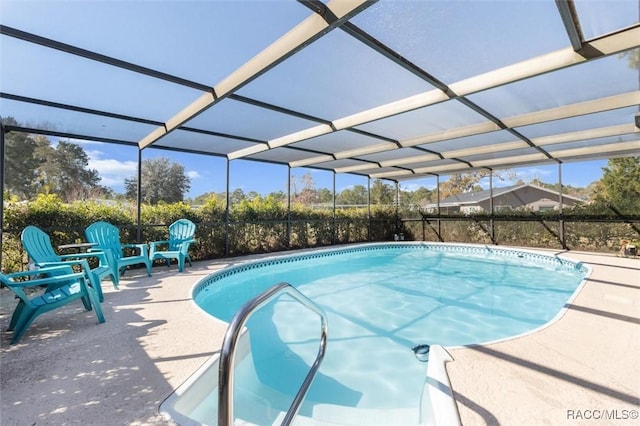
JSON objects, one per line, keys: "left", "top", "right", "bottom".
{"left": 291, "top": 92, "right": 639, "bottom": 172}
{"left": 366, "top": 124, "right": 639, "bottom": 181}
{"left": 138, "top": 0, "right": 375, "bottom": 150}
{"left": 226, "top": 25, "right": 640, "bottom": 163}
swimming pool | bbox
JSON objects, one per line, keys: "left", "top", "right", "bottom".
{"left": 161, "top": 243, "right": 589, "bottom": 426}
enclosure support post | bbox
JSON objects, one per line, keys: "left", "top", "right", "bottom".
{"left": 367, "top": 177, "right": 371, "bottom": 242}
{"left": 558, "top": 162, "right": 567, "bottom": 249}
{"left": 489, "top": 169, "right": 495, "bottom": 245}
{"left": 225, "top": 159, "right": 231, "bottom": 257}
{"left": 395, "top": 181, "right": 400, "bottom": 237}
{"left": 136, "top": 149, "right": 142, "bottom": 243}
{"left": 287, "top": 166, "right": 292, "bottom": 249}
{"left": 437, "top": 175, "right": 442, "bottom": 241}
{"left": 332, "top": 172, "right": 336, "bottom": 245}
{"left": 0, "top": 123, "right": 6, "bottom": 255}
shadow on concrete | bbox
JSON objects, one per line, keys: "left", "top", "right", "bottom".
{"left": 0, "top": 269, "right": 217, "bottom": 426}
{"left": 467, "top": 345, "right": 639, "bottom": 406}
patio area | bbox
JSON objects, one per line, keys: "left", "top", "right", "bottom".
{"left": 1, "top": 247, "right": 638, "bottom": 426}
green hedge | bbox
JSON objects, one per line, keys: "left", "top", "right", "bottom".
{"left": 1, "top": 195, "right": 396, "bottom": 273}
{"left": 3, "top": 195, "right": 637, "bottom": 274}
{"left": 401, "top": 216, "right": 639, "bottom": 252}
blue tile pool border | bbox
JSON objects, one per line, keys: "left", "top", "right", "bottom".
{"left": 193, "top": 242, "right": 588, "bottom": 299}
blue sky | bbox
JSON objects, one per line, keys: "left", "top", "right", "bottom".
{"left": 3, "top": 0, "right": 628, "bottom": 199}
{"left": 78, "top": 139, "right": 607, "bottom": 198}
{"left": 79, "top": 140, "right": 378, "bottom": 197}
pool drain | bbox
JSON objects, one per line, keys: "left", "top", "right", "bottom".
{"left": 412, "top": 344, "right": 430, "bottom": 362}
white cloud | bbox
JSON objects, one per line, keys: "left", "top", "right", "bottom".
{"left": 515, "top": 167, "right": 554, "bottom": 182}
{"left": 187, "top": 170, "right": 202, "bottom": 179}
{"left": 400, "top": 182, "right": 437, "bottom": 191}
{"left": 51, "top": 137, "right": 105, "bottom": 149}
{"left": 86, "top": 149, "right": 137, "bottom": 190}
{"left": 338, "top": 184, "right": 356, "bottom": 192}
{"left": 66, "top": 138, "right": 103, "bottom": 147}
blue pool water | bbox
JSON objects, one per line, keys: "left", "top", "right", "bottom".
{"left": 192, "top": 243, "right": 588, "bottom": 425}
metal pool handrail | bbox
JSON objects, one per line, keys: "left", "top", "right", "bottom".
{"left": 218, "top": 282, "right": 329, "bottom": 426}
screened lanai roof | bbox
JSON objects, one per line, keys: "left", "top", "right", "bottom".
{"left": 1, "top": 0, "right": 639, "bottom": 183}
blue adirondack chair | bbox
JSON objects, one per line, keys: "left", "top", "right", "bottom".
{"left": 1, "top": 264, "right": 105, "bottom": 344}
{"left": 149, "top": 219, "right": 196, "bottom": 272}
{"left": 21, "top": 225, "right": 116, "bottom": 302}
{"left": 85, "top": 221, "right": 152, "bottom": 283}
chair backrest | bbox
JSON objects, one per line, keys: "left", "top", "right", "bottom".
{"left": 168, "top": 219, "right": 196, "bottom": 251}
{"left": 85, "top": 221, "right": 124, "bottom": 261}
{"left": 21, "top": 225, "right": 62, "bottom": 264}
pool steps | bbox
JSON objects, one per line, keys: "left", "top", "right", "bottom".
{"left": 160, "top": 340, "right": 458, "bottom": 425}
{"left": 223, "top": 352, "right": 421, "bottom": 425}
{"left": 218, "top": 282, "right": 329, "bottom": 426}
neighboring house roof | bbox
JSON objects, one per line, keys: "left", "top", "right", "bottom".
{"left": 431, "top": 184, "right": 584, "bottom": 207}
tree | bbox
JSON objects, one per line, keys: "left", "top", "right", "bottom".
{"left": 3, "top": 118, "right": 41, "bottom": 199}
{"left": 35, "top": 140, "right": 103, "bottom": 201}
{"left": 439, "top": 170, "right": 516, "bottom": 199}
{"left": 291, "top": 172, "right": 318, "bottom": 205}
{"left": 229, "top": 188, "right": 246, "bottom": 205}
{"left": 619, "top": 49, "right": 639, "bottom": 74}
{"left": 3, "top": 118, "right": 106, "bottom": 202}
{"left": 439, "top": 171, "right": 487, "bottom": 198}
{"left": 370, "top": 179, "right": 395, "bottom": 205}
{"left": 246, "top": 191, "right": 260, "bottom": 201}
{"left": 193, "top": 191, "right": 228, "bottom": 206}
{"left": 526, "top": 178, "right": 590, "bottom": 200}
{"left": 337, "top": 185, "right": 368, "bottom": 205}
{"left": 124, "top": 157, "right": 191, "bottom": 204}
{"left": 317, "top": 188, "right": 333, "bottom": 204}
{"left": 267, "top": 190, "right": 286, "bottom": 204}
{"left": 591, "top": 157, "right": 640, "bottom": 214}
{"left": 400, "top": 186, "right": 434, "bottom": 208}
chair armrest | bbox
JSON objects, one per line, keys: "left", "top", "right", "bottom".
{"left": 35, "top": 259, "right": 104, "bottom": 293}
{"left": 3, "top": 270, "right": 85, "bottom": 288}
{"left": 121, "top": 243, "right": 149, "bottom": 256}
{"left": 179, "top": 238, "right": 196, "bottom": 247}
{"left": 2, "top": 265, "right": 76, "bottom": 281}
{"left": 148, "top": 240, "right": 170, "bottom": 249}
{"left": 175, "top": 239, "right": 196, "bottom": 254}
{"left": 59, "top": 251, "right": 110, "bottom": 265}
{"left": 38, "top": 258, "right": 92, "bottom": 273}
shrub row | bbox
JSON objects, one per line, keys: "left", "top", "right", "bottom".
{"left": 3, "top": 194, "right": 637, "bottom": 274}
{"left": 1, "top": 194, "right": 397, "bottom": 273}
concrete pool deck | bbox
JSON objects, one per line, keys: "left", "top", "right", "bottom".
{"left": 1, "top": 247, "right": 638, "bottom": 425}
